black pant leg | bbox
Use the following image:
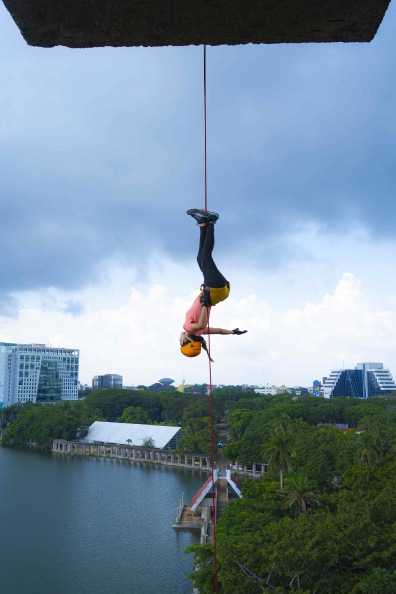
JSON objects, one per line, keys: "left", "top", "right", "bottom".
{"left": 197, "top": 226, "right": 206, "bottom": 274}
{"left": 200, "top": 225, "right": 227, "bottom": 288}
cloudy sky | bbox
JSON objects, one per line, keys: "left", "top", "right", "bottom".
{"left": 1, "top": 3, "right": 396, "bottom": 388}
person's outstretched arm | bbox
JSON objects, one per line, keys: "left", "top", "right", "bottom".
{"left": 206, "top": 327, "right": 248, "bottom": 335}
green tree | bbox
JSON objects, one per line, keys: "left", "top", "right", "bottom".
{"left": 141, "top": 436, "right": 155, "bottom": 448}
{"left": 2, "top": 402, "right": 92, "bottom": 448}
{"left": 354, "top": 568, "right": 396, "bottom": 594}
{"left": 227, "top": 409, "right": 254, "bottom": 441}
{"left": 344, "top": 402, "right": 385, "bottom": 427}
{"left": 82, "top": 388, "right": 162, "bottom": 423}
{"left": 178, "top": 417, "right": 214, "bottom": 454}
{"left": 283, "top": 473, "right": 322, "bottom": 514}
{"left": 117, "top": 406, "right": 150, "bottom": 424}
{"left": 224, "top": 428, "right": 267, "bottom": 466}
{"left": 292, "top": 423, "right": 343, "bottom": 491}
{"left": 263, "top": 430, "right": 294, "bottom": 492}
{"left": 355, "top": 432, "right": 379, "bottom": 467}
{"left": 185, "top": 544, "right": 216, "bottom": 593}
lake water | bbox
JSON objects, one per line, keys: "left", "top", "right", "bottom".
{"left": 0, "top": 447, "right": 204, "bottom": 594}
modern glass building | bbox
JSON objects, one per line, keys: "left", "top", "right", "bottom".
{"left": 92, "top": 374, "right": 122, "bottom": 390}
{"left": 0, "top": 343, "right": 79, "bottom": 406}
{"left": 36, "top": 361, "right": 62, "bottom": 402}
{"left": 323, "top": 362, "right": 396, "bottom": 399}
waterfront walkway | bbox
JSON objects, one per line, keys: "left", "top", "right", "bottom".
{"left": 52, "top": 438, "right": 267, "bottom": 477}
{"left": 53, "top": 439, "right": 211, "bottom": 471}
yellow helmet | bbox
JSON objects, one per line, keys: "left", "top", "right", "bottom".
{"left": 180, "top": 341, "right": 201, "bottom": 357}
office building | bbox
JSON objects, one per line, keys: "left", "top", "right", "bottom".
{"left": 0, "top": 343, "right": 79, "bottom": 406}
{"left": 323, "top": 362, "right": 396, "bottom": 399}
{"left": 92, "top": 374, "right": 123, "bottom": 390}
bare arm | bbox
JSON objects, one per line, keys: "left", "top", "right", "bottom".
{"left": 206, "top": 327, "right": 234, "bottom": 335}
{"left": 190, "top": 306, "right": 248, "bottom": 335}
{"left": 207, "top": 327, "right": 248, "bottom": 335}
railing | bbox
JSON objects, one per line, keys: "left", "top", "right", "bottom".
{"left": 230, "top": 461, "right": 268, "bottom": 477}
{"left": 52, "top": 439, "right": 211, "bottom": 471}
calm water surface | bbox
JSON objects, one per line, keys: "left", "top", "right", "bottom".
{"left": 0, "top": 447, "right": 203, "bottom": 594}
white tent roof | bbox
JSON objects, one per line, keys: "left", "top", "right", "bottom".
{"left": 85, "top": 421, "right": 181, "bottom": 449}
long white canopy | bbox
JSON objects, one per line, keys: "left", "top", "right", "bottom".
{"left": 85, "top": 421, "right": 181, "bottom": 450}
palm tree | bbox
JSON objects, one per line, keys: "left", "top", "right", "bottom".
{"left": 283, "top": 473, "right": 322, "bottom": 514}
{"left": 271, "top": 415, "right": 292, "bottom": 434}
{"left": 263, "top": 430, "right": 294, "bottom": 492}
{"left": 354, "top": 431, "right": 379, "bottom": 467}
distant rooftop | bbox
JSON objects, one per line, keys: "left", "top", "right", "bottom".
{"left": 159, "top": 378, "right": 175, "bottom": 385}
{"left": 2, "top": 0, "right": 391, "bottom": 48}
{"left": 84, "top": 421, "right": 182, "bottom": 450}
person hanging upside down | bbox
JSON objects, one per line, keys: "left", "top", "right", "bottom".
{"left": 180, "top": 209, "right": 247, "bottom": 361}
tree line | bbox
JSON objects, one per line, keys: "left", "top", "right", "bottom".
{"left": 187, "top": 391, "right": 396, "bottom": 594}
{"left": 0, "top": 386, "right": 232, "bottom": 450}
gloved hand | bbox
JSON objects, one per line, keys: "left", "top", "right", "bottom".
{"left": 199, "top": 293, "right": 212, "bottom": 307}
{"left": 232, "top": 328, "right": 247, "bottom": 335}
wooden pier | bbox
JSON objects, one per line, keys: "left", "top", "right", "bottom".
{"left": 172, "top": 420, "right": 268, "bottom": 542}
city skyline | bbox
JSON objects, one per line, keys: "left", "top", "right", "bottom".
{"left": 1, "top": 4, "right": 396, "bottom": 387}
{"left": 86, "top": 360, "right": 396, "bottom": 395}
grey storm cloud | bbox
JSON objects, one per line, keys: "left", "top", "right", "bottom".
{"left": 0, "top": 2, "right": 396, "bottom": 304}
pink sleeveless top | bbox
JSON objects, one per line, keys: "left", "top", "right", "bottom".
{"left": 183, "top": 296, "right": 211, "bottom": 335}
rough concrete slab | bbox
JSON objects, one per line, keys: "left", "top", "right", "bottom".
{"left": 1, "top": 0, "right": 392, "bottom": 48}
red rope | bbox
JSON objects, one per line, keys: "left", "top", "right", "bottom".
{"left": 203, "top": 43, "right": 219, "bottom": 594}
{"left": 207, "top": 321, "right": 219, "bottom": 593}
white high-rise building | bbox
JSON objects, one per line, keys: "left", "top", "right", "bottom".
{"left": 323, "top": 362, "right": 396, "bottom": 399}
{"left": 0, "top": 343, "right": 79, "bottom": 407}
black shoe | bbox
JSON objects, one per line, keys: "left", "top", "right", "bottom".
{"left": 206, "top": 211, "right": 219, "bottom": 224}
{"left": 186, "top": 208, "right": 219, "bottom": 225}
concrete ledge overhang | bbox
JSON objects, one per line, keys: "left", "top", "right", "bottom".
{"left": 1, "top": 0, "right": 392, "bottom": 49}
